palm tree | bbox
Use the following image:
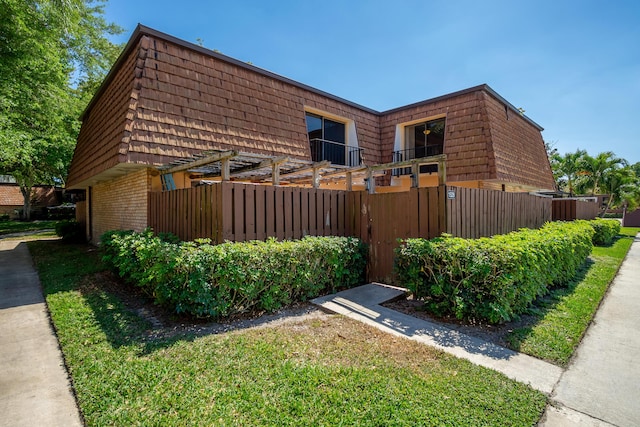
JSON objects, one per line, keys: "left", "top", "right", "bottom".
{"left": 551, "top": 149, "right": 587, "bottom": 196}
{"left": 580, "top": 152, "right": 627, "bottom": 196}
{"left": 601, "top": 166, "right": 640, "bottom": 214}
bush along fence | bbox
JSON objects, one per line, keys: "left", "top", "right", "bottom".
{"left": 148, "top": 183, "right": 560, "bottom": 282}
{"left": 101, "top": 229, "right": 367, "bottom": 318}
{"left": 394, "top": 220, "right": 611, "bottom": 324}
{"left": 589, "top": 218, "right": 621, "bottom": 246}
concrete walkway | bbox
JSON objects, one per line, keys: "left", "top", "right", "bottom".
{"left": 312, "top": 233, "right": 640, "bottom": 426}
{"left": 0, "top": 240, "right": 82, "bottom": 427}
{"left": 540, "top": 233, "right": 640, "bottom": 427}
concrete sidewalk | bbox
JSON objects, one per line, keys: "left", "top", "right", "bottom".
{"left": 312, "top": 234, "right": 640, "bottom": 426}
{"left": 0, "top": 240, "right": 82, "bottom": 427}
{"left": 541, "top": 233, "right": 640, "bottom": 427}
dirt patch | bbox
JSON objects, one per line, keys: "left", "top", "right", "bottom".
{"left": 79, "top": 268, "right": 331, "bottom": 340}
{"left": 383, "top": 295, "right": 539, "bottom": 349}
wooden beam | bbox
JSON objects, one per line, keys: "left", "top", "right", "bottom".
{"left": 221, "top": 158, "right": 230, "bottom": 181}
{"left": 368, "top": 154, "right": 446, "bottom": 172}
{"left": 272, "top": 163, "right": 280, "bottom": 186}
{"left": 438, "top": 159, "right": 447, "bottom": 185}
{"left": 366, "top": 169, "right": 375, "bottom": 194}
{"left": 279, "top": 160, "right": 331, "bottom": 178}
{"left": 346, "top": 172, "right": 352, "bottom": 191}
{"left": 230, "top": 156, "right": 289, "bottom": 176}
{"left": 160, "top": 150, "right": 237, "bottom": 174}
{"left": 411, "top": 163, "right": 420, "bottom": 188}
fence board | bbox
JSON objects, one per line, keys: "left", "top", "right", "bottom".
{"left": 446, "top": 186, "right": 552, "bottom": 239}
{"left": 245, "top": 185, "right": 256, "bottom": 240}
{"left": 291, "top": 188, "right": 302, "bottom": 239}
{"left": 265, "top": 186, "right": 275, "bottom": 238}
{"left": 552, "top": 199, "right": 598, "bottom": 221}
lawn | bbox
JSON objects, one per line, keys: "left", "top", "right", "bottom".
{"left": 29, "top": 240, "right": 546, "bottom": 426}
{"left": 0, "top": 219, "right": 59, "bottom": 235}
{"left": 506, "top": 227, "right": 640, "bottom": 366}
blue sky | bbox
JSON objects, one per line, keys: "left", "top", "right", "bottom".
{"left": 103, "top": 0, "right": 640, "bottom": 164}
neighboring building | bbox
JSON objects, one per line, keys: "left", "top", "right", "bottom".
{"left": 0, "top": 184, "right": 59, "bottom": 219}
{"left": 67, "top": 24, "right": 555, "bottom": 242}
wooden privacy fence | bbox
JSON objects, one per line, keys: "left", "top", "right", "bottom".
{"left": 148, "top": 182, "right": 348, "bottom": 243}
{"left": 447, "top": 187, "right": 552, "bottom": 239}
{"left": 148, "top": 183, "right": 554, "bottom": 283}
{"left": 552, "top": 198, "right": 599, "bottom": 221}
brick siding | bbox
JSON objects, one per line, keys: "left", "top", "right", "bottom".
{"left": 91, "top": 168, "right": 151, "bottom": 242}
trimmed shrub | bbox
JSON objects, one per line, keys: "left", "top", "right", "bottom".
{"left": 589, "top": 218, "right": 620, "bottom": 246}
{"left": 101, "top": 229, "right": 367, "bottom": 318}
{"left": 395, "top": 221, "right": 594, "bottom": 323}
{"left": 55, "top": 220, "right": 86, "bottom": 243}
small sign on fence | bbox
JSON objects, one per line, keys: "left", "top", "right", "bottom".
{"left": 447, "top": 190, "right": 456, "bottom": 199}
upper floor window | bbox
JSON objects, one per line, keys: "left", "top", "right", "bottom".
{"left": 306, "top": 113, "right": 346, "bottom": 144}
{"left": 404, "top": 118, "right": 445, "bottom": 158}
{"left": 306, "top": 112, "right": 360, "bottom": 166}
{"left": 393, "top": 117, "right": 446, "bottom": 175}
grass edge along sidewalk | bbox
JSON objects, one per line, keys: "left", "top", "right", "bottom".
{"left": 506, "top": 227, "right": 640, "bottom": 366}
{"left": 28, "top": 240, "right": 545, "bottom": 426}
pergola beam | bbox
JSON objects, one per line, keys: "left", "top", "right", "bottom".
{"left": 368, "top": 154, "right": 446, "bottom": 172}
{"left": 160, "top": 150, "right": 238, "bottom": 175}
{"left": 230, "top": 156, "right": 289, "bottom": 176}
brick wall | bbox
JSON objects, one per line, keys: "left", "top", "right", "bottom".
{"left": 91, "top": 168, "right": 151, "bottom": 243}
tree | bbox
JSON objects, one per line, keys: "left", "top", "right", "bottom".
{"left": 579, "top": 151, "right": 627, "bottom": 196}
{"left": 600, "top": 166, "right": 640, "bottom": 213}
{"left": 0, "top": 0, "right": 122, "bottom": 219}
{"left": 550, "top": 149, "right": 587, "bottom": 196}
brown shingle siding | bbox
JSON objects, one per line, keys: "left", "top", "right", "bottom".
{"left": 67, "top": 38, "right": 145, "bottom": 188}
{"left": 120, "top": 34, "right": 381, "bottom": 165}
{"left": 483, "top": 92, "right": 555, "bottom": 190}
{"left": 71, "top": 25, "right": 553, "bottom": 193}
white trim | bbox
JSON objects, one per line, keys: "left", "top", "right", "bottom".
{"left": 304, "top": 106, "right": 358, "bottom": 148}
{"left": 393, "top": 113, "right": 447, "bottom": 151}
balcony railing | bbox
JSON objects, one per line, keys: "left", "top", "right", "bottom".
{"left": 392, "top": 146, "right": 442, "bottom": 176}
{"left": 310, "top": 139, "right": 363, "bottom": 167}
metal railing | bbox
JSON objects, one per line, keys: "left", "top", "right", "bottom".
{"left": 310, "top": 139, "right": 363, "bottom": 167}
{"left": 392, "top": 147, "right": 442, "bottom": 176}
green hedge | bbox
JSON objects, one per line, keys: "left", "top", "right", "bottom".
{"left": 55, "top": 220, "right": 86, "bottom": 243}
{"left": 395, "top": 221, "right": 595, "bottom": 323}
{"left": 590, "top": 218, "right": 620, "bottom": 246}
{"left": 101, "top": 230, "right": 367, "bottom": 318}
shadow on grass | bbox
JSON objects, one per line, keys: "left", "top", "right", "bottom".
{"left": 31, "top": 239, "right": 319, "bottom": 356}
{"left": 506, "top": 232, "right": 639, "bottom": 353}
{"left": 29, "top": 240, "right": 201, "bottom": 355}
{"left": 505, "top": 258, "right": 595, "bottom": 352}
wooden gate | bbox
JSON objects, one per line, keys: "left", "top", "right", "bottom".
{"left": 348, "top": 186, "right": 446, "bottom": 283}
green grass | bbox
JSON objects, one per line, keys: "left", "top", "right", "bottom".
{"left": 29, "top": 240, "right": 547, "bottom": 426}
{"left": 0, "top": 219, "right": 59, "bottom": 235}
{"left": 507, "top": 227, "right": 639, "bottom": 366}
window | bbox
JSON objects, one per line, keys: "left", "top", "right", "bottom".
{"left": 306, "top": 112, "right": 347, "bottom": 165}
{"left": 404, "top": 118, "right": 445, "bottom": 158}
{"left": 394, "top": 117, "right": 445, "bottom": 174}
